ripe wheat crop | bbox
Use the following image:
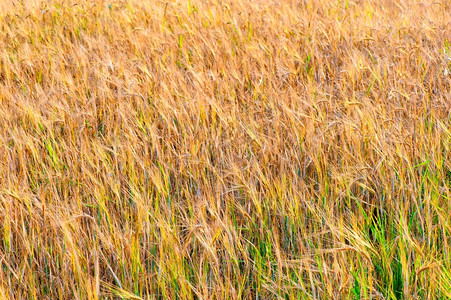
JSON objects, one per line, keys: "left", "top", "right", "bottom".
{"left": 0, "top": 0, "right": 450, "bottom": 298}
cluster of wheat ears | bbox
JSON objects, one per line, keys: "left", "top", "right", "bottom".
{"left": 0, "top": 0, "right": 450, "bottom": 298}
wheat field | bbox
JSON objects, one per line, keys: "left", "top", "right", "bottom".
{"left": 0, "top": 0, "right": 450, "bottom": 298}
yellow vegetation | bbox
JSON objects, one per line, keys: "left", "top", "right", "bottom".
{"left": 0, "top": 0, "right": 450, "bottom": 298}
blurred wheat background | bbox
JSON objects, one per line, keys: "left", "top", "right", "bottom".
{"left": 0, "top": 0, "right": 450, "bottom": 298}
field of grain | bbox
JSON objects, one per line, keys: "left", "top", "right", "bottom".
{"left": 0, "top": 0, "right": 450, "bottom": 298}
